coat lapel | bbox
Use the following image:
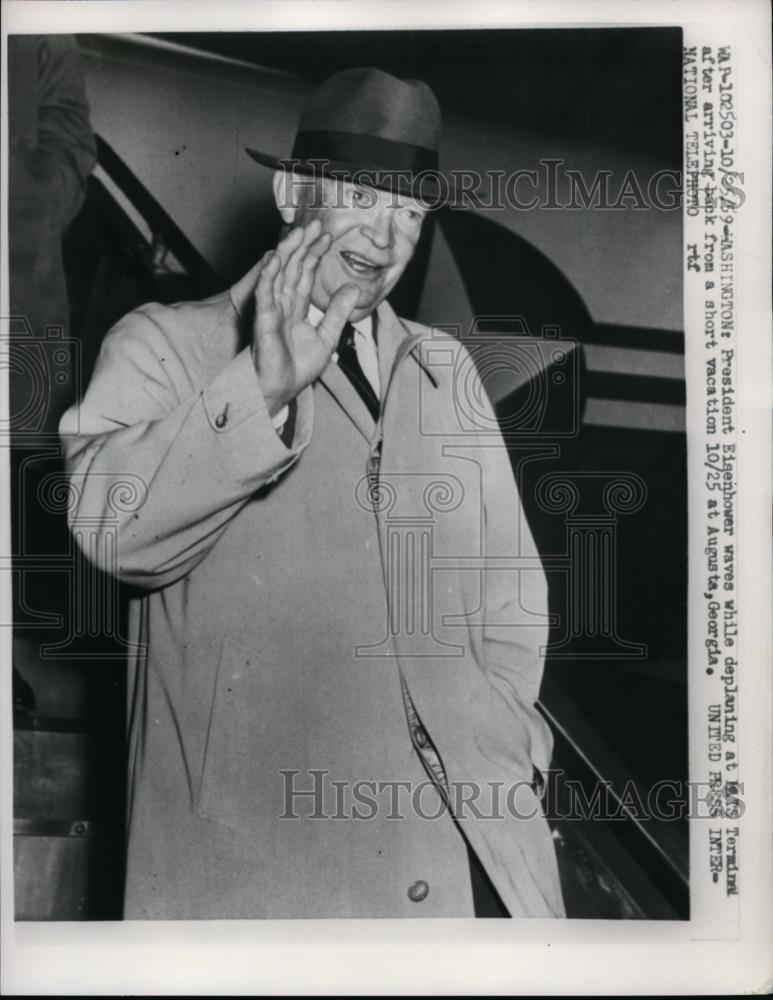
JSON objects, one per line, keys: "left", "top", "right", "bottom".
{"left": 376, "top": 301, "right": 439, "bottom": 396}
{"left": 317, "top": 358, "right": 376, "bottom": 443}
{"left": 375, "top": 301, "right": 406, "bottom": 394}
{"left": 319, "top": 300, "right": 418, "bottom": 444}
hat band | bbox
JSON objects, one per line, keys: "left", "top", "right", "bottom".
{"left": 291, "top": 129, "right": 438, "bottom": 176}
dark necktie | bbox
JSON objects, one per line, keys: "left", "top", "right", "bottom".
{"left": 336, "top": 322, "right": 380, "bottom": 421}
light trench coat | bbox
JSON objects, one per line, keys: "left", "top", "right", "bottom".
{"left": 60, "top": 261, "right": 565, "bottom": 919}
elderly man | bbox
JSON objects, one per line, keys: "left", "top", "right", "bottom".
{"left": 60, "top": 67, "right": 564, "bottom": 919}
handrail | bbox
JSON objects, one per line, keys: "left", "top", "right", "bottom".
{"left": 538, "top": 696, "right": 689, "bottom": 888}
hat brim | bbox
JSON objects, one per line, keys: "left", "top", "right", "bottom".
{"left": 245, "top": 147, "right": 459, "bottom": 208}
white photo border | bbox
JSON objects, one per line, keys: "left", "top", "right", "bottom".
{"left": 1, "top": 1, "right": 770, "bottom": 994}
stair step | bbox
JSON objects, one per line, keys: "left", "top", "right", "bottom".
{"left": 14, "top": 834, "right": 123, "bottom": 920}
{"left": 14, "top": 730, "right": 92, "bottom": 818}
{"left": 13, "top": 728, "right": 124, "bottom": 824}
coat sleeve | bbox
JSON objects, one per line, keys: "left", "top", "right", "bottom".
{"left": 59, "top": 304, "right": 313, "bottom": 590}
{"left": 475, "top": 380, "right": 554, "bottom": 778}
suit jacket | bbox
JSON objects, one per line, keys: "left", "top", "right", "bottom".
{"left": 59, "top": 260, "right": 565, "bottom": 919}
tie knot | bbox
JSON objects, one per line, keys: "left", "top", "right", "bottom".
{"left": 337, "top": 321, "right": 356, "bottom": 354}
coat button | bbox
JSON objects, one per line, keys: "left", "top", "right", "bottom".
{"left": 413, "top": 726, "right": 428, "bottom": 749}
{"left": 214, "top": 405, "right": 229, "bottom": 429}
{"left": 407, "top": 880, "right": 429, "bottom": 902}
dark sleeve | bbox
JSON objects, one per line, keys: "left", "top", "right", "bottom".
{"left": 32, "top": 34, "right": 97, "bottom": 226}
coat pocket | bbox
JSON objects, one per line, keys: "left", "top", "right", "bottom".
{"left": 195, "top": 636, "right": 263, "bottom": 829}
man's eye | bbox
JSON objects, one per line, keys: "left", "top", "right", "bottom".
{"left": 352, "top": 189, "right": 369, "bottom": 206}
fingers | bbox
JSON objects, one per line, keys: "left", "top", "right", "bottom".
{"left": 275, "top": 219, "right": 318, "bottom": 262}
{"left": 257, "top": 219, "right": 319, "bottom": 310}
{"left": 255, "top": 251, "right": 282, "bottom": 320}
{"left": 294, "top": 231, "right": 331, "bottom": 310}
{"left": 273, "top": 221, "right": 326, "bottom": 315}
{"left": 273, "top": 220, "right": 319, "bottom": 278}
{"left": 316, "top": 283, "right": 360, "bottom": 351}
{"left": 280, "top": 225, "right": 326, "bottom": 313}
{"left": 273, "top": 222, "right": 307, "bottom": 264}
{"left": 272, "top": 225, "right": 308, "bottom": 298}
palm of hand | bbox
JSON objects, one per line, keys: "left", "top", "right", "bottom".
{"left": 251, "top": 220, "right": 359, "bottom": 417}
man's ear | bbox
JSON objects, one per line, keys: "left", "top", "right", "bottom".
{"left": 272, "top": 170, "right": 299, "bottom": 225}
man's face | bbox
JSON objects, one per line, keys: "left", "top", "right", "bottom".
{"left": 289, "top": 177, "right": 427, "bottom": 322}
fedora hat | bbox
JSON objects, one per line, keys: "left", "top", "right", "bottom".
{"left": 246, "top": 66, "right": 452, "bottom": 205}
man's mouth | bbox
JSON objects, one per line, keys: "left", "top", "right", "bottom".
{"left": 340, "top": 251, "right": 385, "bottom": 277}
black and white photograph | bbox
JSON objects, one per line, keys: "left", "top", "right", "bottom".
{"left": 1, "top": 0, "right": 770, "bottom": 994}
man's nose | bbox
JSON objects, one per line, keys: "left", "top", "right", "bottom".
{"left": 360, "top": 206, "right": 394, "bottom": 250}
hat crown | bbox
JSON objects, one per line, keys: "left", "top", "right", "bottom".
{"left": 244, "top": 66, "right": 452, "bottom": 203}
{"left": 297, "top": 67, "right": 441, "bottom": 150}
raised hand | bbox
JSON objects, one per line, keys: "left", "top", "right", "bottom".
{"left": 251, "top": 220, "right": 359, "bottom": 417}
